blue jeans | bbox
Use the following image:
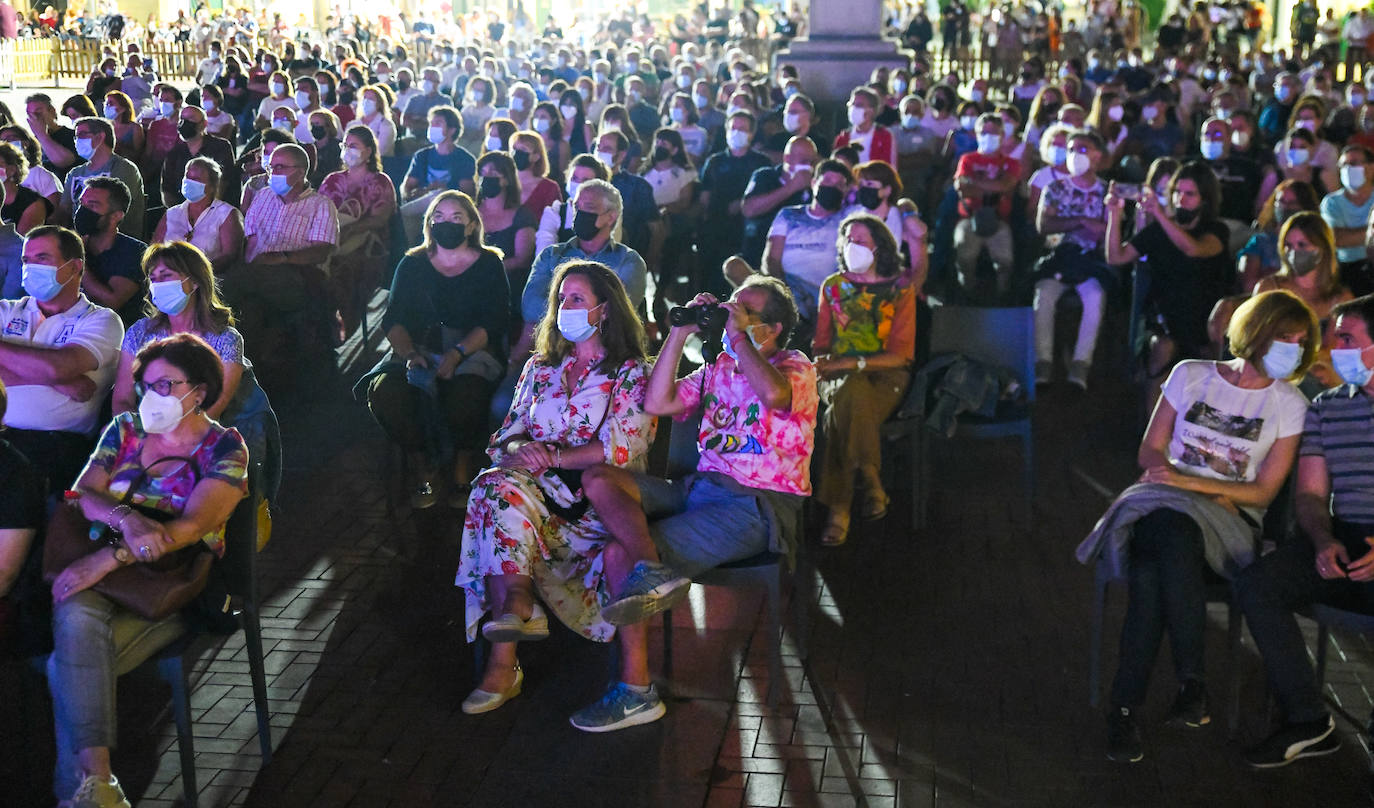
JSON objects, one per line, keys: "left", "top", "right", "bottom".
{"left": 1235, "top": 521, "right": 1374, "bottom": 724}
{"left": 632, "top": 472, "right": 771, "bottom": 578}
{"left": 1110, "top": 509, "right": 1208, "bottom": 709}
{"left": 48, "top": 589, "right": 184, "bottom": 800}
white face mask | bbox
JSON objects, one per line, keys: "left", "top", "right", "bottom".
{"left": 784, "top": 112, "right": 802, "bottom": 133}
{"left": 960, "top": 115, "right": 978, "bottom": 131}
{"left": 1108, "top": 105, "right": 1124, "bottom": 122}
{"left": 534, "top": 117, "right": 551, "bottom": 133}
{"left": 271, "top": 81, "right": 286, "bottom": 96}
{"left": 556, "top": 303, "right": 600, "bottom": 342}
{"left": 843, "top": 241, "right": 875, "bottom": 272}
{"left": 362, "top": 98, "right": 378, "bottom": 116}
{"left": 566, "top": 179, "right": 581, "bottom": 199}
{"left": 901, "top": 114, "right": 920, "bottom": 130}
{"left": 726, "top": 129, "right": 751, "bottom": 150}
{"left": 1066, "top": 151, "right": 1093, "bottom": 177}
{"left": 976, "top": 133, "right": 1002, "bottom": 155}
{"left": 422, "top": 79, "right": 437, "bottom": 94}
{"left": 694, "top": 93, "right": 709, "bottom": 109}
{"left": 488, "top": 135, "right": 505, "bottom": 151}
{"left": 342, "top": 147, "right": 363, "bottom": 167}
{"left": 595, "top": 149, "right": 616, "bottom": 167}
{"left": 1232, "top": 130, "right": 1251, "bottom": 149}
{"left": 295, "top": 90, "right": 311, "bottom": 108}
{"left": 159, "top": 100, "right": 175, "bottom": 117}
{"left": 560, "top": 104, "right": 578, "bottom": 120}
{"left": 472, "top": 90, "right": 487, "bottom": 102}
{"left": 1342, "top": 165, "right": 1367, "bottom": 192}
{"left": 139, "top": 387, "right": 196, "bottom": 434}
{"left": 847, "top": 105, "right": 867, "bottom": 127}
{"left": 510, "top": 96, "right": 526, "bottom": 112}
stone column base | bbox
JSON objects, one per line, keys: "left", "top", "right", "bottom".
{"left": 774, "top": 36, "right": 913, "bottom": 108}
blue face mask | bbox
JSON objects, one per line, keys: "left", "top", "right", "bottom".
{"left": 150, "top": 279, "right": 194, "bottom": 315}
{"left": 556, "top": 303, "right": 601, "bottom": 343}
{"left": 1261, "top": 339, "right": 1303, "bottom": 380}
{"left": 74, "top": 137, "right": 95, "bottom": 160}
{"left": 268, "top": 173, "right": 293, "bottom": 196}
{"left": 21, "top": 260, "right": 72, "bottom": 302}
{"left": 1331, "top": 346, "right": 1374, "bottom": 386}
{"left": 181, "top": 178, "right": 206, "bottom": 202}
{"left": 722, "top": 324, "right": 766, "bottom": 362}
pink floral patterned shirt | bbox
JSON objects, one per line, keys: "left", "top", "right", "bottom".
{"left": 675, "top": 349, "right": 818, "bottom": 496}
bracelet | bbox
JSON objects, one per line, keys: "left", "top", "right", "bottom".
{"left": 106, "top": 504, "right": 132, "bottom": 532}
{"left": 551, "top": 444, "right": 563, "bottom": 468}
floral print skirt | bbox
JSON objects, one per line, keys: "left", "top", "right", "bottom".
{"left": 455, "top": 466, "right": 616, "bottom": 643}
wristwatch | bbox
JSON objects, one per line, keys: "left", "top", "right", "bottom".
{"left": 111, "top": 544, "right": 135, "bottom": 566}
{"left": 856, "top": 356, "right": 868, "bottom": 371}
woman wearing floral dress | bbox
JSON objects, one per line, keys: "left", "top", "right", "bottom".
{"left": 812, "top": 214, "right": 917, "bottom": 547}
{"left": 456, "top": 260, "right": 654, "bottom": 714}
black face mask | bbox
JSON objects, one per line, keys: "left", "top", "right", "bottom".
{"left": 73, "top": 206, "right": 104, "bottom": 236}
{"left": 930, "top": 96, "right": 949, "bottom": 112}
{"left": 339, "top": 92, "right": 356, "bottom": 106}
{"left": 177, "top": 120, "right": 200, "bottom": 140}
{"left": 512, "top": 149, "right": 531, "bottom": 171}
{"left": 814, "top": 185, "right": 844, "bottom": 212}
{"left": 651, "top": 145, "right": 671, "bottom": 163}
{"left": 573, "top": 209, "right": 602, "bottom": 240}
{"left": 857, "top": 186, "right": 882, "bottom": 210}
{"left": 310, "top": 124, "right": 328, "bottom": 140}
{"left": 479, "top": 176, "right": 503, "bottom": 199}
{"left": 1174, "top": 206, "right": 1199, "bottom": 226}
{"left": 430, "top": 221, "right": 466, "bottom": 249}
{"left": 398, "top": 81, "right": 411, "bottom": 91}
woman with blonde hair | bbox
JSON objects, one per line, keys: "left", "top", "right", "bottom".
{"left": 1080, "top": 289, "right": 1318, "bottom": 763}
{"left": 361, "top": 191, "right": 509, "bottom": 510}
{"left": 1253, "top": 211, "right": 1352, "bottom": 388}
{"left": 455, "top": 260, "right": 653, "bottom": 714}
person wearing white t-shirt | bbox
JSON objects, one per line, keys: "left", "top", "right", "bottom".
{"left": 1089, "top": 290, "right": 1316, "bottom": 764}
{"left": 764, "top": 159, "right": 853, "bottom": 335}
{"left": 0, "top": 225, "right": 124, "bottom": 492}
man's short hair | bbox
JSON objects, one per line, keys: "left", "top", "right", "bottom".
{"left": 739, "top": 275, "right": 798, "bottom": 343}
{"left": 429, "top": 104, "right": 462, "bottom": 137}
{"left": 727, "top": 109, "right": 757, "bottom": 132}
{"left": 260, "top": 128, "right": 298, "bottom": 148}
{"left": 597, "top": 129, "right": 628, "bottom": 155}
{"left": 82, "top": 176, "right": 131, "bottom": 213}
{"left": 574, "top": 178, "right": 622, "bottom": 221}
{"left": 23, "top": 93, "right": 54, "bottom": 108}
{"left": 1068, "top": 129, "right": 1106, "bottom": 154}
{"left": 787, "top": 93, "right": 815, "bottom": 117}
{"left": 26, "top": 225, "right": 85, "bottom": 265}
{"left": 1331, "top": 294, "right": 1374, "bottom": 338}
{"left": 814, "top": 158, "right": 853, "bottom": 184}
{"left": 74, "top": 116, "right": 114, "bottom": 147}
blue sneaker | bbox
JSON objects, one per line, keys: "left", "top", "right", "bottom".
{"left": 569, "top": 682, "right": 666, "bottom": 732}
{"left": 599, "top": 561, "right": 691, "bottom": 626}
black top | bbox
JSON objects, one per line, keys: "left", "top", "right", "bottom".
{"left": 44, "top": 125, "right": 79, "bottom": 180}
{"left": 87, "top": 232, "right": 149, "bottom": 326}
{"left": 382, "top": 249, "right": 511, "bottom": 366}
{"left": 1, "top": 183, "right": 46, "bottom": 224}
{"left": 1130, "top": 219, "right": 1232, "bottom": 354}
{"left": 1204, "top": 154, "right": 1264, "bottom": 223}
{"left": 0, "top": 438, "right": 44, "bottom": 531}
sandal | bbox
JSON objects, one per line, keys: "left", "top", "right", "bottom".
{"left": 820, "top": 521, "right": 849, "bottom": 547}
{"left": 861, "top": 490, "right": 890, "bottom": 522}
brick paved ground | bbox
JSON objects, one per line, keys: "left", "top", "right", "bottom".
{"left": 7, "top": 304, "right": 1374, "bottom": 806}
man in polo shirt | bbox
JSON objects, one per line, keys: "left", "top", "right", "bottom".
{"left": 73, "top": 177, "right": 146, "bottom": 326}
{"left": 223, "top": 143, "right": 338, "bottom": 351}
{"left": 0, "top": 225, "right": 123, "bottom": 493}
{"left": 1236, "top": 294, "right": 1374, "bottom": 768}
{"left": 59, "top": 117, "right": 145, "bottom": 239}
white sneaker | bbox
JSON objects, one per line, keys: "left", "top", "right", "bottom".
{"left": 70, "top": 774, "right": 131, "bottom": 808}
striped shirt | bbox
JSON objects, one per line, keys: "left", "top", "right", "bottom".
{"left": 242, "top": 187, "right": 339, "bottom": 263}
{"left": 1300, "top": 384, "right": 1374, "bottom": 524}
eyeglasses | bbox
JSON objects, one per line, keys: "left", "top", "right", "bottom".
{"left": 135, "top": 379, "right": 190, "bottom": 397}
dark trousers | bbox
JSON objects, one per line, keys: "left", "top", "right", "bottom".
{"left": 4, "top": 428, "right": 95, "bottom": 497}
{"left": 1111, "top": 509, "right": 1208, "bottom": 708}
{"left": 1235, "top": 521, "right": 1374, "bottom": 723}
{"left": 365, "top": 369, "right": 493, "bottom": 456}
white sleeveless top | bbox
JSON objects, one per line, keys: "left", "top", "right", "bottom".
{"left": 162, "top": 199, "right": 235, "bottom": 256}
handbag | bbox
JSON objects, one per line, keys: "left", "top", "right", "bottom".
{"left": 541, "top": 365, "right": 629, "bottom": 524}
{"left": 42, "top": 456, "right": 215, "bottom": 621}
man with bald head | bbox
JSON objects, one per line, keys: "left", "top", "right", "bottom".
{"left": 223, "top": 143, "right": 338, "bottom": 352}
{"left": 739, "top": 135, "right": 819, "bottom": 268}
{"left": 160, "top": 104, "right": 239, "bottom": 208}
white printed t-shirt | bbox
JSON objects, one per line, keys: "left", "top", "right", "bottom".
{"left": 0, "top": 294, "right": 124, "bottom": 434}
{"left": 1162, "top": 359, "right": 1308, "bottom": 519}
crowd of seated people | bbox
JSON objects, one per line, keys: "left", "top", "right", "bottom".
{"left": 8, "top": 2, "right": 1374, "bottom": 802}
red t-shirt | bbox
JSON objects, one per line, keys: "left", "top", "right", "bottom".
{"left": 954, "top": 151, "right": 1018, "bottom": 219}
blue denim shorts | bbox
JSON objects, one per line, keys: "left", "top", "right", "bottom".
{"left": 630, "top": 471, "right": 771, "bottom": 578}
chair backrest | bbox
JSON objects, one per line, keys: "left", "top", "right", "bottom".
{"left": 665, "top": 410, "right": 703, "bottom": 479}
{"left": 928, "top": 305, "right": 1036, "bottom": 405}
{"left": 218, "top": 460, "right": 263, "bottom": 605}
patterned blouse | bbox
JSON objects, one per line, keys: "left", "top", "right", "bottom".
{"left": 318, "top": 170, "right": 397, "bottom": 223}
{"left": 675, "top": 349, "right": 818, "bottom": 497}
{"left": 490, "top": 352, "right": 654, "bottom": 504}
{"left": 84, "top": 412, "right": 249, "bottom": 555}
{"left": 814, "top": 274, "right": 918, "bottom": 359}
{"left": 122, "top": 319, "right": 245, "bottom": 365}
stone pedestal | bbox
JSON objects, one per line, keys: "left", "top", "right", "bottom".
{"left": 774, "top": 0, "right": 912, "bottom": 108}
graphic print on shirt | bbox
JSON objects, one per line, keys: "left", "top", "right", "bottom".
{"left": 700, "top": 393, "right": 766, "bottom": 455}
{"left": 1179, "top": 400, "right": 1264, "bottom": 480}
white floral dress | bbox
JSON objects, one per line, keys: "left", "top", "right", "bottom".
{"left": 455, "top": 352, "right": 655, "bottom": 642}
